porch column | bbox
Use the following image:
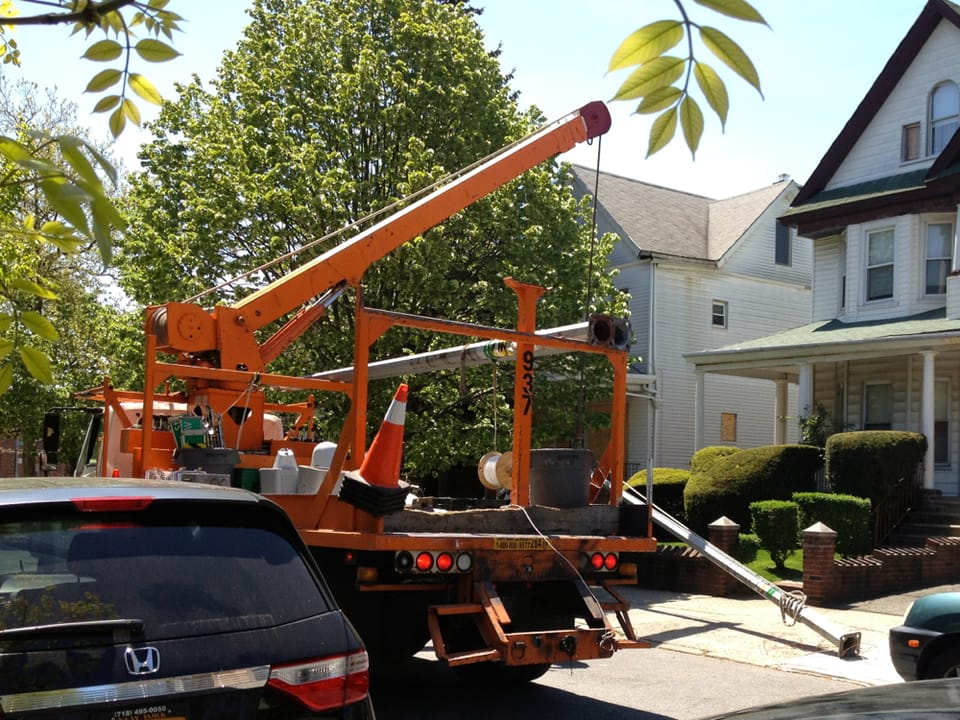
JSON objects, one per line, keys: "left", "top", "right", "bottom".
{"left": 694, "top": 370, "right": 705, "bottom": 451}
{"left": 775, "top": 378, "right": 788, "bottom": 445}
{"left": 921, "top": 350, "right": 936, "bottom": 490}
{"left": 798, "top": 363, "right": 814, "bottom": 418}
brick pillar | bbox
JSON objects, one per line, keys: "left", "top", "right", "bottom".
{"left": 706, "top": 516, "right": 741, "bottom": 596}
{"left": 802, "top": 521, "right": 837, "bottom": 606}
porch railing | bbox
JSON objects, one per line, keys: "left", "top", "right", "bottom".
{"left": 872, "top": 463, "right": 924, "bottom": 547}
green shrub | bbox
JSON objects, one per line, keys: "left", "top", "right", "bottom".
{"left": 749, "top": 500, "right": 799, "bottom": 570}
{"left": 826, "top": 431, "right": 926, "bottom": 504}
{"left": 690, "top": 446, "right": 741, "bottom": 473}
{"left": 736, "top": 532, "right": 760, "bottom": 564}
{"left": 793, "top": 491, "right": 873, "bottom": 557}
{"left": 683, "top": 445, "right": 822, "bottom": 534}
{"left": 628, "top": 467, "right": 689, "bottom": 522}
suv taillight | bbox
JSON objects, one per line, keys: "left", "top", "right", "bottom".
{"left": 268, "top": 649, "right": 369, "bottom": 711}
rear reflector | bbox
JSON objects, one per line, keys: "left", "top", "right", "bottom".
{"left": 71, "top": 496, "right": 154, "bottom": 512}
{"left": 268, "top": 650, "right": 369, "bottom": 712}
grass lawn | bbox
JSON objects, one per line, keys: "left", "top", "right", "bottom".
{"left": 746, "top": 548, "right": 803, "bottom": 584}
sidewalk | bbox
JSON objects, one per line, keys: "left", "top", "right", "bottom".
{"left": 617, "top": 584, "right": 960, "bottom": 687}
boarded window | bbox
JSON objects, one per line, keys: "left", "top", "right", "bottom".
{"left": 902, "top": 123, "right": 920, "bottom": 161}
{"left": 721, "top": 413, "right": 737, "bottom": 442}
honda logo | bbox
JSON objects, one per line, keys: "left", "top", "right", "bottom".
{"left": 125, "top": 646, "right": 160, "bottom": 675}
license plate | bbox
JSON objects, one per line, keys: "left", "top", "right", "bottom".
{"left": 101, "top": 703, "right": 186, "bottom": 720}
{"left": 493, "top": 537, "right": 548, "bottom": 551}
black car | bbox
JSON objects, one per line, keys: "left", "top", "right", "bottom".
{"left": 0, "top": 476, "right": 374, "bottom": 719}
{"left": 699, "top": 678, "right": 960, "bottom": 719}
{"left": 889, "top": 591, "right": 960, "bottom": 680}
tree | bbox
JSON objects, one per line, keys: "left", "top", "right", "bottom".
{"left": 0, "top": 0, "right": 180, "bottom": 394}
{"left": 0, "top": 77, "right": 143, "bottom": 467}
{"left": 118, "top": 0, "right": 626, "bottom": 480}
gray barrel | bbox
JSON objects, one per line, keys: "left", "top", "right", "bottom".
{"left": 528, "top": 448, "right": 595, "bottom": 507}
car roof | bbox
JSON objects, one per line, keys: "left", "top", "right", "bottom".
{"left": 0, "top": 476, "right": 262, "bottom": 507}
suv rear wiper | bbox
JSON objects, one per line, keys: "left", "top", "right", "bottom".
{"left": 0, "top": 618, "right": 145, "bottom": 640}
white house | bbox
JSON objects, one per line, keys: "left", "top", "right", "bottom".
{"left": 571, "top": 166, "right": 811, "bottom": 472}
{"left": 685, "top": 0, "right": 960, "bottom": 495}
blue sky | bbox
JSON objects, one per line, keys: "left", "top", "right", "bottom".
{"left": 6, "top": 1, "right": 929, "bottom": 198}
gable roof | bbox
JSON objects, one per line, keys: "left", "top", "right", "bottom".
{"left": 571, "top": 165, "right": 792, "bottom": 261}
{"left": 785, "top": 0, "right": 960, "bottom": 237}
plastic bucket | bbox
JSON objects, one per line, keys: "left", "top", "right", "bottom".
{"left": 528, "top": 448, "right": 595, "bottom": 508}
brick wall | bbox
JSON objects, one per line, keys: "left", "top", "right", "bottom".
{"left": 0, "top": 438, "right": 17, "bottom": 477}
{"left": 635, "top": 517, "right": 960, "bottom": 606}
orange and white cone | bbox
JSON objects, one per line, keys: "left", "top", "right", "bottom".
{"left": 359, "top": 383, "right": 407, "bottom": 487}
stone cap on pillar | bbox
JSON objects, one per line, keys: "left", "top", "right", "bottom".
{"left": 802, "top": 521, "right": 836, "bottom": 536}
{"left": 708, "top": 516, "right": 740, "bottom": 531}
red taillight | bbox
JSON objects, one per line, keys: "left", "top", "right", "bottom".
{"left": 268, "top": 650, "right": 369, "bottom": 712}
{"left": 71, "top": 496, "right": 154, "bottom": 512}
{"left": 589, "top": 552, "right": 604, "bottom": 571}
{"left": 435, "top": 552, "right": 454, "bottom": 572}
{"left": 603, "top": 552, "right": 618, "bottom": 571}
{"left": 415, "top": 551, "right": 434, "bottom": 571}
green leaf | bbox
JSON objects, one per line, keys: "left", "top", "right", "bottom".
{"left": 92, "top": 194, "right": 128, "bottom": 233}
{"left": 135, "top": 38, "right": 181, "bottom": 63}
{"left": 608, "top": 21, "right": 684, "bottom": 72}
{"left": 612, "top": 56, "right": 685, "bottom": 101}
{"left": 9, "top": 278, "right": 58, "bottom": 300}
{"left": 21, "top": 310, "right": 60, "bottom": 341}
{"left": 0, "top": 363, "right": 11, "bottom": 395}
{"left": 20, "top": 346, "right": 53, "bottom": 384}
{"left": 0, "top": 135, "right": 30, "bottom": 162}
{"left": 122, "top": 98, "right": 142, "bottom": 126}
{"left": 128, "top": 73, "right": 163, "bottom": 105}
{"left": 58, "top": 136, "right": 102, "bottom": 190}
{"left": 93, "top": 94, "right": 122, "bottom": 114}
{"left": 0, "top": 337, "right": 11, "bottom": 357}
{"left": 679, "top": 96, "right": 704, "bottom": 157}
{"left": 699, "top": 26, "right": 763, "bottom": 97}
{"left": 40, "top": 179, "right": 92, "bottom": 237}
{"left": 86, "top": 145, "right": 120, "bottom": 187}
{"left": 636, "top": 86, "right": 683, "bottom": 115}
{"left": 82, "top": 39, "right": 123, "bottom": 62}
{"left": 85, "top": 68, "right": 122, "bottom": 93}
{"left": 109, "top": 106, "right": 127, "bottom": 137}
{"left": 694, "top": 61, "right": 729, "bottom": 127}
{"left": 647, "top": 107, "right": 677, "bottom": 158}
{"left": 693, "top": 0, "right": 768, "bottom": 25}
{"left": 0, "top": 314, "right": 10, "bottom": 334}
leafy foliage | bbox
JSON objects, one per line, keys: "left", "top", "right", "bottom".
{"left": 825, "top": 431, "right": 926, "bottom": 504}
{"left": 609, "top": 0, "right": 766, "bottom": 158}
{"left": 749, "top": 499, "right": 798, "bottom": 570}
{"left": 118, "top": 0, "right": 627, "bottom": 479}
{"left": 793, "top": 491, "right": 873, "bottom": 558}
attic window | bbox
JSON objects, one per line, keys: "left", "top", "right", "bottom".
{"left": 901, "top": 123, "right": 920, "bottom": 162}
{"left": 929, "top": 81, "right": 959, "bottom": 155}
{"left": 775, "top": 220, "right": 791, "bottom": 266}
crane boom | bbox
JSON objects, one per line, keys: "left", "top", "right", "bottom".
{"left": 151, "top": 101, "right": 610, "bottom": 375}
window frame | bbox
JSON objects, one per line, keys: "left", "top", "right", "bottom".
{"left": 929, "top": 81, "right": 960, "bottom": 156}
{"left": 711, "top": 300, "right": 728, "bottom": 329}
{"left": 774, "top": 220, "right": 791, "bottom": 266}
{"left": 863, "top": 382, "right": 893, "bottom": 431}
{"left": 902, "top": 122, "right": 921, "bottom": 162}
{"left": 865, "top": 227, "right": 895, "bottom": 303}
{"left": 923, "top": 218, "right": 954, "bottom": 297}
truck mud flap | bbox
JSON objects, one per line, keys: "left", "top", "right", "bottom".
{"left": 427, "top": 582, "right": 623, "bottom": 668}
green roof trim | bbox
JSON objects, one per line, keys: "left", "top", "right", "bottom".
{"left": 783, "top": 169, "right": 929, "bottom": 216}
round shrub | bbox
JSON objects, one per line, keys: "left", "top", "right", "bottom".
{"left": 794, "top": 491, "right": 873, "bottom": 557}
{"left": 750, "top": 499, "right": 799, "bottom": 570}
{"left": 690, "top": 446, "right": 741, "bottom": 473}
{"left": 628, "top": 467, "right": 689, "bottom": 523}
{"left": 683, "top": 445, "right": 822, "bottom": 534}
{"left": 826, "top": 431, "right": 926, "bottom": 504}
{"left": 736, "top": 533, "right": 760, "bottom": 564}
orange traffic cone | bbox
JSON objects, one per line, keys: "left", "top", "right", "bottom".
{"left": 359, "top": 383, "right": 408, "bottom": 487}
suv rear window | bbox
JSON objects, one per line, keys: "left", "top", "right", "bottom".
{"left": 0, "top": 499, "right": 333, "bottom": 639}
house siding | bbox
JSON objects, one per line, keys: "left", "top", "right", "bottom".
{"left": 723, "top": 207, "right": 812, "bottom": 287}
{"left": 653, "top": 265, "right": 805, "bottom": 469}
{"left": 829, "top": 20, "right": 960, "bottom": 189}
{"left": 812, "top": 235, "right": 843, "bottom": 321}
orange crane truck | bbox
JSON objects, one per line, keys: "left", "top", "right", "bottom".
{"left": 51, "top": 101, "right": 657, "bottom": 681}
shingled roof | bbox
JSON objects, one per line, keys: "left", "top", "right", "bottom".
{"left": 571, "top": 165, "right": 790, "bottom": 261}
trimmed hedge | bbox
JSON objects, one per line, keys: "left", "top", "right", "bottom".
{"left": 736, "top": 533, "right": 760, "bottom": 564}
{"left": 684, "top": 444, "right": 821, "bottom": 534}
{"left": 750, "top": 500, "right": 799, "bottom": 570}
{"left": 825, "top": 431, "right": 925, "bottom": 504}
{"left": 690, "top": 446, "right": 741, "bottom": 473}
{"left": 793, "top": 491, "right": 872, "bottom": 557}
{"left": 627, "top": 467, "right": 689, "bottom": 523}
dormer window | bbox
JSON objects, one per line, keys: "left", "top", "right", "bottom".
{"left": 929, "top": 81, "right": 959, "bottom": 155}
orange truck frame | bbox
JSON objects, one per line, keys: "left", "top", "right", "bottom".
{"left": 66, "top": 101, "right": 658, "bottom": 679}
